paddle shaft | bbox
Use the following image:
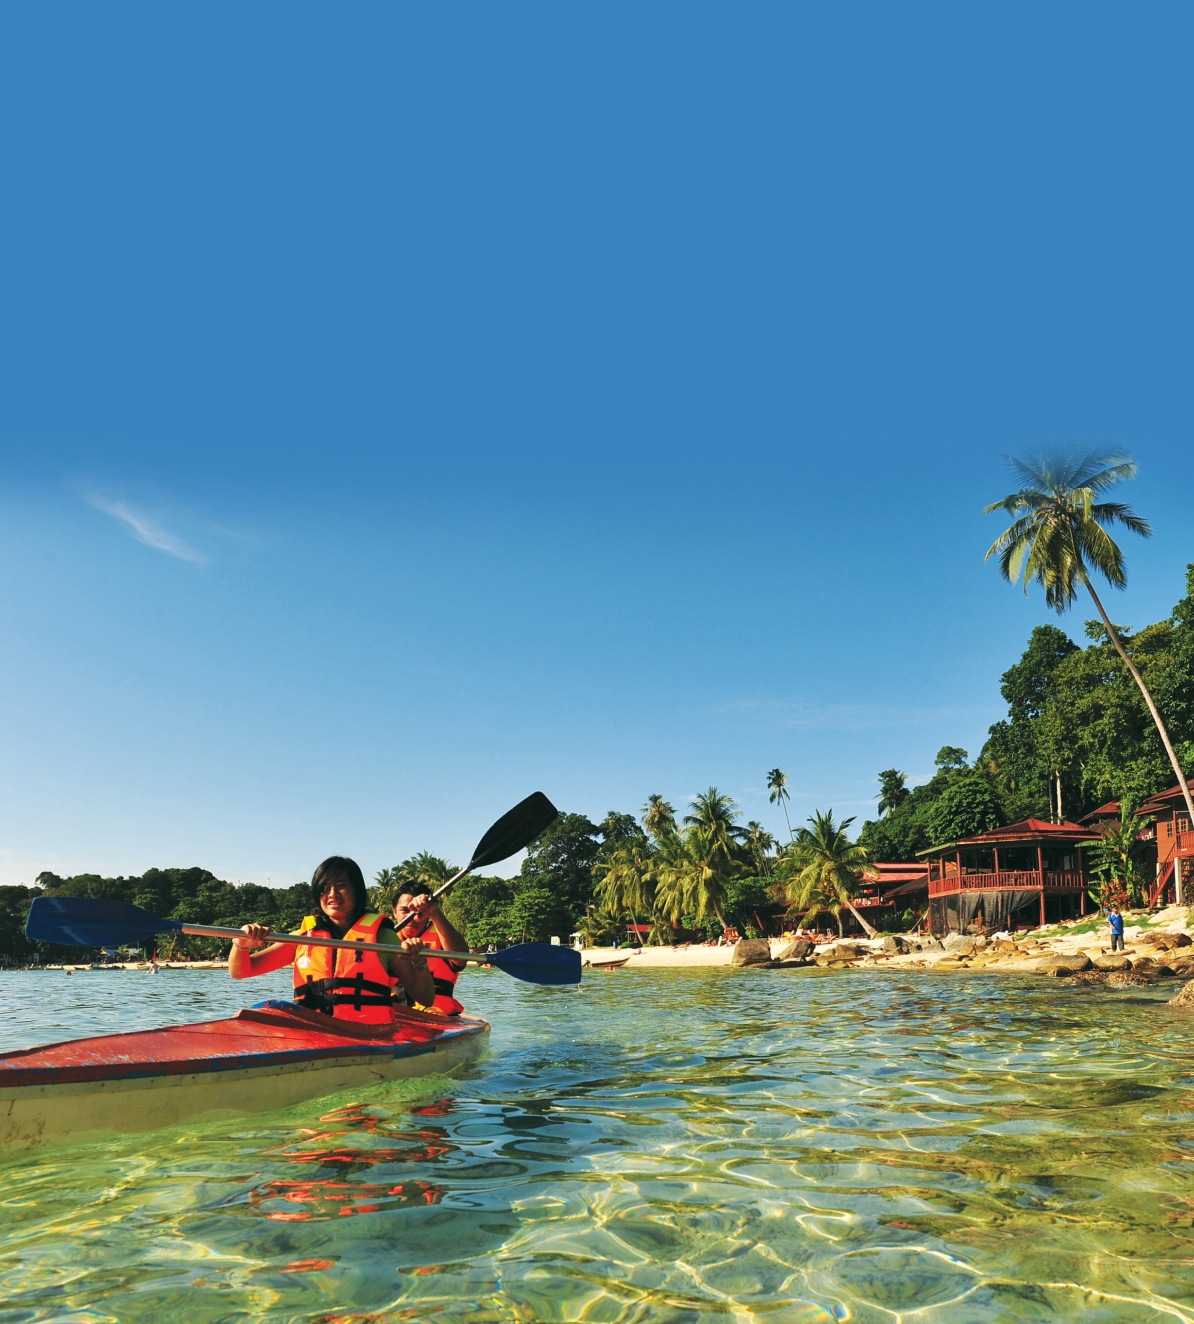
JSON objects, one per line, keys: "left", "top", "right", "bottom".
{"left": 181, "top": 922, "right": 487, "bottom": 964}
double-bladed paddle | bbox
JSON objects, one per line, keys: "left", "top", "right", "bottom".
{"left": 392, "top": 790, "right": 559, "bottom": 934}
{"left": 25, "top": 896, "right": 581, "bottom": 986}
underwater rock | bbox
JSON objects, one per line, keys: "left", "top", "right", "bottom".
{"left": 1037, "top": 953, "right": 1092, "bottom": 977}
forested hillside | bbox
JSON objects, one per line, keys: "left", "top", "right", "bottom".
{"left": 859, "top": 564, "right": 1194, "bottom": 860}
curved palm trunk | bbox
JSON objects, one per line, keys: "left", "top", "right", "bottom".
{"left": 781, "top": 800, "right": 794, "bottom": 842}
{"left": 1082, "top": 573, "right": 1194, "bottom": 903}
{"left": 845, "top": 899, "right": 878, "bottom": 938}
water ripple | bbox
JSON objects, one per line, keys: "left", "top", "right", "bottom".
{"left": 1, "top": 966, "right": 1193, "bottom": 1321}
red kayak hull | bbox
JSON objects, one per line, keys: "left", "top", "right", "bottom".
{"left": 0, "top": 1002, "right": 489, "bottom": 1150}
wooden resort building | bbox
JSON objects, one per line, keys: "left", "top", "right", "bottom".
{"left": 1078, "top": 779, "right": 1193, "bottom": 907}
{"left": 857, "top": 863, "right": 929, "bottom": 917}
{"left": 1138, "top": 779, "right": 1194, "bottom": 906}
{"left": 919, "top": 819, "right": 1090, "bottom": 935}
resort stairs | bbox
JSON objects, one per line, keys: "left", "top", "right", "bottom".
{"left": 1149, "top": 858, "right": 1176, "bottom": 909}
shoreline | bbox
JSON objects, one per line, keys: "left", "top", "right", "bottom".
{"left": 582, "top": 904, "right": 1194, "bottom": 996}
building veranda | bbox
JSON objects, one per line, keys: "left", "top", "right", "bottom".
{"left": 919, "top": 819, "right": 1090, "bottom": 935}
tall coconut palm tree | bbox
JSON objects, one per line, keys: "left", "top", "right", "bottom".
{"left": 876, "top": 769, "right": 910, "bottom": 818}
{"left": 783, "top": 809, "right": 877, "bottom": 937}
{"left": 984, "top": 450, "right": 1194, "bottom": 881}
{"left": 655, "top": 823, "right": 737, "bottom": 931}
{"left": 594, "top": 842, "right": 658, "bottom": 933}
{"left": 767, "top": 768, "right": 794, "bottom": 840}
{"left": 746, "top": 821, "right": 776, "bottom": 875}
{"left": 642, "top": 794, "right": 677, "bottom": 839}
{"left": 684, "top": 787, "right": 747, "bottom": 840}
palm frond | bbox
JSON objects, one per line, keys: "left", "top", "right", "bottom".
{"left": 1076, "top": 518, "right": 1128, "bottom": 589}
{"left": 1090, "top": 502, "right": 1152, "bottom": 539}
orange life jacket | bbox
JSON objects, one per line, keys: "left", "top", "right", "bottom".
{"left": 292, "top": 912, "right": 403, "bottom": 1024}
{"left": 419, "top": 928, "right": 464, "bottom": 1017}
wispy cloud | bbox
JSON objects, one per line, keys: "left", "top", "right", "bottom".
{"left": 87, "top": 494, "right": 206, "bottom": 565}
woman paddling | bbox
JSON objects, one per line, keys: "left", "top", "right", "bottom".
{"left": 229, "top": 856, "right": 435, "bottom": 1021}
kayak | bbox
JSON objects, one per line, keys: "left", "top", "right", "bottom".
{"left": 0, "top": 1000, "right": 489, "bottom": 1150}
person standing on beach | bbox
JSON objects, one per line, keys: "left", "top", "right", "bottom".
{"left": 1107, "top": 904, "right": 1125, "bottom": 952}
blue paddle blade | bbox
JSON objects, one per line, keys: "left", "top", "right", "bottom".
{"left": 489, "top": 942, "right": 581, "bottom": 986}
{"left": 25, "top": 896, "right": 183, "bottom": 948}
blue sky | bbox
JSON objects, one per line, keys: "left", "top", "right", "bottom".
{"left": 1, "top": 4, "right": 1191, "bottom": 888}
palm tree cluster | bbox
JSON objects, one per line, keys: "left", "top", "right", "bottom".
{"left": 589, "top": 780, "right": 877, "bottom": 944}
{"left": 372, "top": 852, "right": 456, "bottom": 912}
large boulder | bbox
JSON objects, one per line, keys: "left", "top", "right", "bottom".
{"left": 1037, "top": 953, "right": 1092, "bottom": 977}
{"left": 731, "top": 938, "right": 772, "bottom": 967}
{"left": 1092, "top": 953, "right": 1132, "bottom": 972}
{"left": 772, "top": 938, "right": 814, "bottom": 962}
{"left": 943, "top": 935, "right": 976, "bottom": 955}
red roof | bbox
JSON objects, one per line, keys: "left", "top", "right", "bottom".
{"left": 1080, "top": 800, "right": 1120, "bottom": 824}
{"left": 921, "top": 819, "right": 1090, "bottom": 855}
{"left": 885, "top": 877, "right": 930, "bottom": 898}
{"left": 1139, "top": 780, "right": 1194, "bottom": 811}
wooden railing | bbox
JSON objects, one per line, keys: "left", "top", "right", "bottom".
{"left": 1177, "top": 830, "right": 1194, "bottom": 857}
{"left": 928, "top": 870, "right": 1085, "bottom": 897}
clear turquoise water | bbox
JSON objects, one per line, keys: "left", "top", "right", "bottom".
{"left": 2, "top": 965, "right": 1193, "bottom": 1323}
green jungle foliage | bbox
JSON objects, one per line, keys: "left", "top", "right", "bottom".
{"left": 859, "top": 564, "right": 1194, "bottom": 861}
{"left": 0, "top": 868, "right": 315, "bottom": 964}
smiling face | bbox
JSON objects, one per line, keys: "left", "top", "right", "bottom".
{"left": 320, "top": 876, "right": 359, "bottom": 927}
{"left": 393, "top": 892, "right": 429, "bottom": 934}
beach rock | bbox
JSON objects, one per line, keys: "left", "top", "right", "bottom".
{"left": 1110, "top": 971, "right": 1153, "bottom": 988}
{"left": 731, "top": 939, "right": 772, "bottom": 967}
{"left": 1169, "top": 980, "right": 1194, "bottom": 1008}
{"left": 1037, "top": 953, "right": 1092, "bottom": 977}
{"left": 943, "top": 935, "right": 975, "bottom": 955}
{"left": 1125, "top": 957, "right": 1174, "bottom": 979}
{"left": 1092, "top": 954, "right": 1132, "bottom": 972}
{"left": 772, "top": 939, "right": 813, "bottom": 962}
{"left": 1172, "top": 931, "right": 1192, "bottom": 947}
{"left": 875, "top": 935, "right": 899, "bottom": 955}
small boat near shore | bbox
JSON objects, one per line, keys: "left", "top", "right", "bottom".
{"left": 0, "top": 1001, "right": 489, "bottom": 1150}
{"left": 584, "top": 956, "right": 630, "bottom": 970}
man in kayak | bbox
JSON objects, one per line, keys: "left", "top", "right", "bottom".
{"left": 230, "top": 856, "right": 434, "bottom": 1021}
{"left": 393, "top": 887, "right": 468, "bottom": 1016}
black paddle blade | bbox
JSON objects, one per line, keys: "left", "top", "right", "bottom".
{"left": 468, "top": 792, "right": 558, "bottom": 870}
{"left": 25, "top": 896, "right": 182, "bottom": 948}
{"left": 489, "top": 942, "right": 581, "bottom": 986}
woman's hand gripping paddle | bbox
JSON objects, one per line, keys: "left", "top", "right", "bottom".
{"left": 392, "top": 790, "right": 559, "bottom": 934}
{"left": 25, "top": 897, "right": 581, "bottom": 986}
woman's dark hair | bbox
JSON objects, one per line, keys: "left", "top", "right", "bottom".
{"left": 310, "top": 856, "right": 369, "bottom": 928}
